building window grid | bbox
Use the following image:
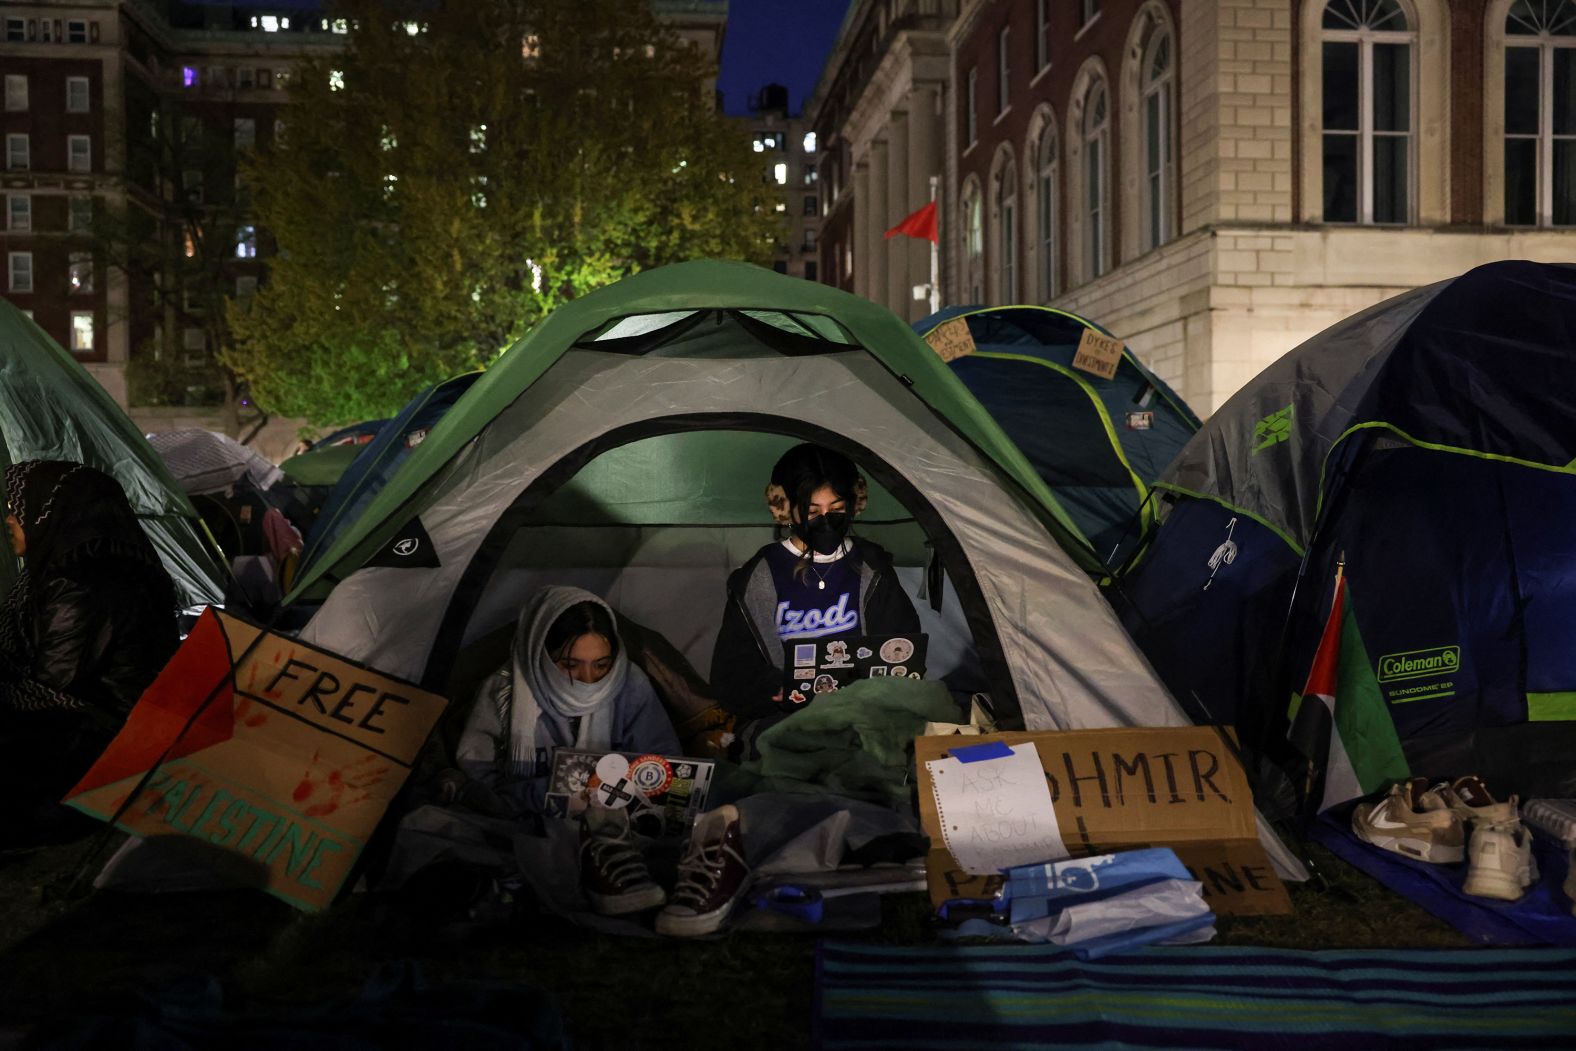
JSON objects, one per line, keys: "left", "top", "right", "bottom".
{"left": 8, "top": 194, "right": 30, "bottom": 232}
{"left": 68, "top": 134, "right": 91, "bottom": 173}
{"left": 9, "top": 252, "right": 33, "bottom": 293}
{"left": 65, "top": 76, "right": 90, "bottom": 113}
{"left": 1082, "top": 80, "right": 1109, "bottom": 280}
{"left": 1320, "top": 1, "right": 1416, "bottom": 225}
{"left": 7, "top": 134, "right": 29, "bottom": 171}
{"left": 1036, "top": 128, "right": 1059, "bottom": 301}
{"left": 69, "top": 195, "right": 92, "bottom": 232}
{"left": 998, "top": 27, "right": 1011, "bottom": 115}
{"left": 966, "top": 67, "right": 979, "bottom": 146}
{"left": 70, "top": 312, "right": 94, "bottom": 353}
{"left": 994, "top": 160, "right": 1018, "bottom": 303}
{"left": 1141, "top": 25, "right": 1175, "bottom": 251}
{"left": 1504, "top": 2, "right": 1576, "bottom": 226}
{"left": 962, "top": 180, "right": 984, "bottom": 303}
{"left": 4, "top": 74, "right": 26, "bottom": 111}
{"left": 68, "top": 252, "right": 92, "bottom": 293}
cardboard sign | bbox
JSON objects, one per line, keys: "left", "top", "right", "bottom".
{"left": 915, "top": 727, "right": 1291, "bottom": 916}
{"left": 924, "top": 317, "right": 977, "bottom": 363}
{"left": 1071, "top": 328, "right": 1125, "bottom": 380}
{"left": 65, "top": 608, "right": 447, "bottom": 912}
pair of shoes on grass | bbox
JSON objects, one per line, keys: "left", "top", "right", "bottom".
{"left": 579, "top": 803, "right": 749, "bottom": 936}
{"left": 1352, "top": 775, "right": 1537, "bottom": 902}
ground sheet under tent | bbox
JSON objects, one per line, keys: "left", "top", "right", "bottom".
{"left": 1308, "top": 811, "right": 1576, "bottom": 947}
{"left": 812, "top": 942, "right": 1576, "bottom": 1050}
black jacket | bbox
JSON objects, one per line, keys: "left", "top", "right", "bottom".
{"left": 710, "top": 538, "right": 921, "bottom": 720}
{"left": 24, "top": 561, "right": 179, "bottom": 717}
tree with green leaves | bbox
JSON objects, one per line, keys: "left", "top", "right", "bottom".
{"left": 227, "top": 0, "right": 782, "bottom": 424}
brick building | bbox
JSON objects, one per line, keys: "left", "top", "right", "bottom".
{"left": 740, "top": 83, "right": 821, "bottom": 280}
{"left": 943, "top": 0, "right": 1576, "bottom": 412}
{"left": 2, "top": 0, "right": 729, "bottom": 433}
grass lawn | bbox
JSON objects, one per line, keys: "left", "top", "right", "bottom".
{"left": 0, "top": 829, "right": 1470, "bottom": 1050}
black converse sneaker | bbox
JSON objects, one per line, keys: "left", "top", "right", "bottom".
{"left": 580, "top": 804, "right": 666, "bottom": 915}
{"left": 655, "top": 805, "right": 750, "bottom": 937}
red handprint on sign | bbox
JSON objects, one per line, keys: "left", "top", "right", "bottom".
{"left": 290, "top": 751, "right": 388, "bottom": 818}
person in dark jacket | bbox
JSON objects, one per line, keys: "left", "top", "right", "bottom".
{"left": 710, "top": 443, "right": 920, "bottom": 735}
{"left": 0, "top": 460, "right": 180, "bottom": 831}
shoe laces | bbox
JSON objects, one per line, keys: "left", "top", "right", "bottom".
{"left": 671, "top": 836, "right": 738, "bottom": 908}
{"left": 588, "top": 832, "right": 649, "bottom": 887}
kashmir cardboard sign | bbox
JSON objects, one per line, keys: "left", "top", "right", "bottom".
{"left": 1071, "top": 328, "right": 1125, "bottom": 380}
{"left": 64, "top": 608, "right": 447, "bottom": 912}
{"left": 923, "top": 317, "right": 977, "bottom": 363}
{"left": 914, "top": 726, "right": 1292, "bottom": 916}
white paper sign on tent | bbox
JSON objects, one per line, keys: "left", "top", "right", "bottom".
{"left": 924, "top": 742, "right": 1068, "bottom": 875}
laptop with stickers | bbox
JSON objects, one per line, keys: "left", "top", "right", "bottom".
{"left": 781, "top": 633, "right": 929, "bottom": 707}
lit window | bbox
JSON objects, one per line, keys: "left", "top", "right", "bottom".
{"left": 4, "top": 74, "right": 26, "bottom": 112}
{"left": 774, "top": 201, "right": 786, "bottom": 213}
{"left": 71, "top": 312, "right": 94, "bottom": 353}
{"left": 277, "top": 70, "right": 291, "bottom": 90}
{"left": 183, "top": 228, "right": 196, "bottom": 258}
{"left": 235, "top": 117, "right": 256, "bottom": 150}
{"left": 332, "top": 19, "right": 349, "bottom": 34}
{"left": 470, "top": 125, "right": 487, "bottom": 153}
{"left": 235, "top": 225, "right": 257, "bottom": 258}
{"left": 8, "top": 252, "right": 33, "bottom": 293}
{"left": 7, "top": 134, "right": 29, "bottom": 171}
{"left": 522, "top": 34, "right": 540, "bottom": 58}
{"left": 183, "top": 66, "right": 198, "bottom": 88}
{"left": 1504, "top": 0, "right": 1576, "bottom": 226}
{"left": 803, "top": 165, "right": 818, "bottom": 186}
{"left": 69, "top": 196, "right": 92, "bottom": 232}
{"left": 69, "top": 252, "right": 93, "bottom": 293}
{"left": 380, "top": 126, "right": 397, "bottom": 151}
{"left": 773, "top": 162, "right": 788, "bottom": 185}
{"left": 1320, "top": 0, "right": 1414, "bottom": 224}
{"left": 404, "top": 21, "right": 421, "bottom": 35}
{"left": 329, "top": 69, "right": 345, "bottom": 91}
{"left": 260, "top": 15, "right": 280, "bottom": 32}
{"left": 8, "top": 195, "right": 30, "bottom": 232}
{"left": 802, "top": 131, "right": 817, "bottom": 153}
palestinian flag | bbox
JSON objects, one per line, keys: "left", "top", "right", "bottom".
{"left": 1286, "top": 565, "right": 1410, "bottom": 813}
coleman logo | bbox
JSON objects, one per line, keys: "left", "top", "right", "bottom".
{"left": 392, "top": 537, "right": 420, "bottom": 557}
{"left": 1378, "top": 646, "right": 1460, "bottom": 682}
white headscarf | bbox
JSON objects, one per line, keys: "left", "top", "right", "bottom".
{"left": 503, "top": 585, "right": 628, "bottom": 771}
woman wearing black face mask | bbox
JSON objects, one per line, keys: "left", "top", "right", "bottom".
{"left": 710, "top": 444, "right": 920, "bottom": 733}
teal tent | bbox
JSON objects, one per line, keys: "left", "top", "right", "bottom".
{"left": 0, "top": 300, "right": 227, "bottom": 609}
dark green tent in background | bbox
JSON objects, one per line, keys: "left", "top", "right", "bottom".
{"left": 0, "top": 300, "right": 227, "bottom": 609}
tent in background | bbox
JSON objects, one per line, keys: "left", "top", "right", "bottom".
{"left": 297, "top": 371, "right": 482, "bottom": 576}
{"left": 913, "top": 306, "right": 1198, "bottom": 566}
{"left": 1116, "top": 260, "right": 1576, "bottom": 801}
{"left": 0, "top": 301, "right": 226, "bottom": 610}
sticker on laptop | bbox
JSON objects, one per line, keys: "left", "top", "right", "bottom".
{"left": 880, "top": 638, "right": 916, "bottom": 664}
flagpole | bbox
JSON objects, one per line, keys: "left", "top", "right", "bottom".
{"left": 928, "top": 175, "right": 940, "bottom": 314}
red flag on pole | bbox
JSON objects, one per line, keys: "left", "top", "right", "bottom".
{"left": 884, "top": 200, "right": 939, "bottom": 243}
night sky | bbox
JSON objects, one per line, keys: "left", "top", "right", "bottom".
{"left": 717, "top": 0, "right": 849, "bottom": 116}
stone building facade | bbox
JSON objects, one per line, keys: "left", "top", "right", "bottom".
{"left": 739, "top": 84, "right": 821, "bottom": 280}
{"left": 816, "top": 0, "right": 1576, "bottom": 413}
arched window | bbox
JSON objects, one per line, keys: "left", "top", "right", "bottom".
{"left": 1082, "top": 77, "right": 1110, "bottom": 279}
{"left": 1140, "top": 21, "right": 1175, "bottom": 249}
{"left": 1504, "top": 0, "right": 1576, "bottom": 225}
{"left": 1321, "top": 0, "right": 1415, "bottom": 224}
{"left": 992, "top": 152, "right": 1018, "bottom": 303}
{"left": 1035, "top": 122, "right": 1059, "bottom": 300}
{"left": 961, "top": 178, "right": 984, "bottom": 303}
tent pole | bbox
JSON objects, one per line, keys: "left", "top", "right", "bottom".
{"left": 928, "top": 175, "right": 940, "bottom": 315}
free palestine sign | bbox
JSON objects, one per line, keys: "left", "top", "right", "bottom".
{"left": 65, "top": 609, "right": 447, "bottom": 912}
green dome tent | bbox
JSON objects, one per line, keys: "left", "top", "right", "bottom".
{"left": 288, "top": 261, "right": 1189, "bottom": 734}
{"left": 0, "top": 301, "right": 227, "bottom": 609}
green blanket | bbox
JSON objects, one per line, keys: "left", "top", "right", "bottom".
{"left": 733, "top": 679, "right": 961, "bottom": 808}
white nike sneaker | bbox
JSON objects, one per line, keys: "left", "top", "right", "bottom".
{"left": 1352, "top": 777, "right": 1465, "bottom": 864}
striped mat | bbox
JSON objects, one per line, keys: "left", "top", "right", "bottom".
{"left": 814, "top": 943, "right": 1576, "bottom": 1050}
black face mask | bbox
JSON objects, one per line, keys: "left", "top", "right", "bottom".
{"left": 794, "top": 511, "right": 850, "bottom": 556}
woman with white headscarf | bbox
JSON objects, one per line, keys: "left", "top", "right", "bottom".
{"left": 455, "top": 585, "right": 680, "bottom": 812}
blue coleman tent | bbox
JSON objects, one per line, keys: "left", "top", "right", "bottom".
{"left": 298, "top": 372, "right": 481, "bottom": 574}
{"left": 913, "top": 306, "right": 1198, "bottom": 566}
{"left": 1115, "top": 261, "right": 1576, "bottom": 802}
